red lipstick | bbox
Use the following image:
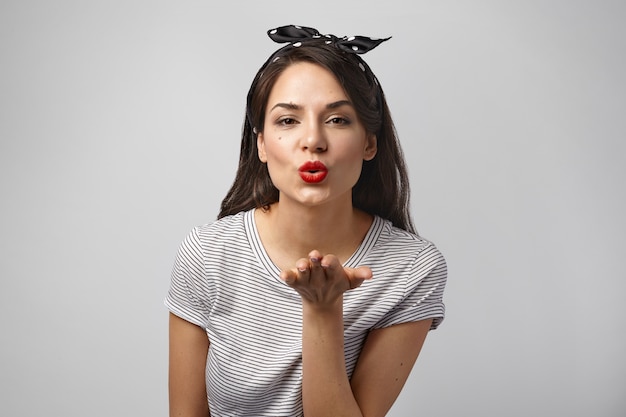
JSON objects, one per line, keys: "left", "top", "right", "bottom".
{"left": 298, "top": 161, "right": 328, "bottom": 184}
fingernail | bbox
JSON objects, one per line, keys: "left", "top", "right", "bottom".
{"left": 310, "top": 257, "right": 320, "bottom": 263}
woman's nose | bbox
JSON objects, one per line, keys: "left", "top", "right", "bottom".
{"left": 300, "top": 122, "right": 327, "bottom": 152}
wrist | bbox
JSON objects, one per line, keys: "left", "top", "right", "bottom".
{"left": 302, "top": 295, "right": 343, "bottom": 315}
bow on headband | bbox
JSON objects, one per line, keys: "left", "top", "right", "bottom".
{"left": 267, "top": 25, "right": 391, "bottom": 54}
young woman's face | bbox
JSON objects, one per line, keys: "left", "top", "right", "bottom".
{"left": 257, "top": 62, "right": 377, "bottom": 209}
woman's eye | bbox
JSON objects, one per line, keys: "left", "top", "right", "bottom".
{"left": 328, "top": 117, "right": 350, "bottom": 125}
{"left": 277, "top": 117, "right": 297, "bottom": 126}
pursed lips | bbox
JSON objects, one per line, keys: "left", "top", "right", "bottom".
{"left": 298, "top": 161, "right": 328, "bottom": 183}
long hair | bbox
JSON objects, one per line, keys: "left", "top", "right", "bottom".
{"left": 218, "top": 40, "right": 416, "bottom": 234}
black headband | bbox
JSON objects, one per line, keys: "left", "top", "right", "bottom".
{"left": 264, "top": 25, "right": 391, "bottom": 81}
{"left": 267, "top": 25, "right": 391, "bottom": 55}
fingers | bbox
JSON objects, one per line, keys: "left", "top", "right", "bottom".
{"left": 281, "top": 251, "right": 372, "bottom": 292}
{"left": 284, "top": 251, "right": 326, "bottom": 287}
{"left": 280, "top": 255, "right": 314, "bottom": 286}
{"left": 280, "top": 268, "right": 298, "bottom": 285}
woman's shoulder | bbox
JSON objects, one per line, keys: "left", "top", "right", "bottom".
{"left": 193, "top": 210, "right": 247, "bottom": 234}
{"left": 367, "top": 216, "right": 446, "bottom": 271}
{"left": 374, "top": 216, "right": 437, "bottom": 252}
{"left": 180, "top": 210, "right": 251, "bottom": 249}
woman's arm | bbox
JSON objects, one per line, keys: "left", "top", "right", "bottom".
{"left": 301, "top": 301, "right": 432, "bottom": 417}
{"left": 168, "top": 313, "right": 210, "bottom": 417}
{"left": 301, "top": 295, "right": 360, "bottom": 416}
{"left": 284, "top": 252, "right": 432, "bottom": 417}
{"left": 350, "top": 319, "right": 433, "bottom": 417}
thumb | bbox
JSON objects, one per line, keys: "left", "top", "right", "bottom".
{"left": 346, "top": 266, "right": 373, "bottom": 290}
{"left": 351, "top": 266, "right": 373, "bottom": 281}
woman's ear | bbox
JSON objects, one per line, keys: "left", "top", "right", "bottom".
{"left": 363, "top": 134, "right": 377, "bottom": 161}
{"left": 257, "top": 131, "right": 267, "bottom": 163}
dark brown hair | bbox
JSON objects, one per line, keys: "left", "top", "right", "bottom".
{"left": 218, "top": 40, "right": 416, "bottom": 233}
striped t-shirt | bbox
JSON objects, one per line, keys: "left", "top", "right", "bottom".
{"left": 165, "top": 209, "right": 447, "bottom": 417}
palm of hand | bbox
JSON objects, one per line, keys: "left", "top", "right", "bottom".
{"left": 280, "top": 250, "right": 373, "bottom": 306}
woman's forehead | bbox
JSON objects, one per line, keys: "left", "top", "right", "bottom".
{"left": 266, "top": 62, "right": 349, "bottom": 106}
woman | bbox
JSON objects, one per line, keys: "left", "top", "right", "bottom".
{"left": 166, "top": 25, "right": 447, "bottom": 417}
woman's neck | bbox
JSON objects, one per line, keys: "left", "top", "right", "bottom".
{"left": 254, "top": 200, "right": 373, "bottom": 270}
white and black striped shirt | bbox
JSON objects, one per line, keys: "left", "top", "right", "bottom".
{"left": 165, "top": 209, "right": 447, "bottom": 416}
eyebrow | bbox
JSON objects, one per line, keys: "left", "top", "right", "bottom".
{"left": 269, "top": 100, "right": 353, "bottom": 112}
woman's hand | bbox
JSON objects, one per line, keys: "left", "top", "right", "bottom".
{"left": 280, "top": 250, "right": 373, "bottom": 307}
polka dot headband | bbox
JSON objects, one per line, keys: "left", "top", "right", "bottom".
{"left": 265, "top": 25, "right": 390, "bottom": 84}
{"left": 267, "top": 25, "right": 391, "bottom": 55}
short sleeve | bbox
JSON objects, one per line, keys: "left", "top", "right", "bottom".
{"left": 373, "top": 243, "right": 447, "bottom": 330}
{"left": 164, "top": 228, "right": 211, "bottom": 328}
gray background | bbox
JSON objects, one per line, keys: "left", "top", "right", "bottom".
{"left": 1, "top": 1, "right": 624, "bottom": 416}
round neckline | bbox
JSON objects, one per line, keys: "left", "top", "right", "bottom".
{"left": 244, "top": 208, "right": 383, "bottom": 284}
